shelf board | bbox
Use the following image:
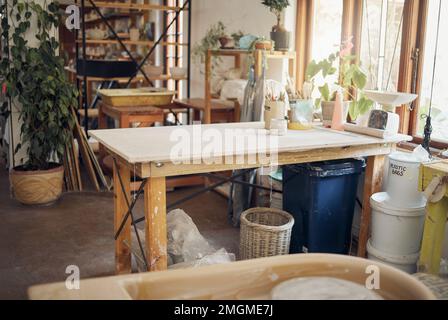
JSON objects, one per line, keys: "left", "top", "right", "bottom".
{"left": 65, "top": 67, "right": 187, "bottom": 82}
{"left": 210, "top": 49, "right": 251, "bottom": 56}
{"left": 209, "top": 49, "right": 296, "bottom": 59}
{"left": 76, "top": 39, "right": 188, "bottom": 46}
{"left": 84, "top": 1, "right": 186, "bottom": 12}
{"left": 84, "top": 12, "right": 142, "bottom": 25}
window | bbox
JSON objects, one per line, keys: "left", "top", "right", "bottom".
{"left": 311, "top": 0, "right": 343, "bottom": 61}
{"left": 416, "top": 0, "right": 448, "bottom": 143}
{"left": 360, "top": 0, "right": 405, "bottom": 91}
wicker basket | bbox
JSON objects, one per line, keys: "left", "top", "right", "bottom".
{"left": 240, "top": 208, "right": 295, "bottom": 260}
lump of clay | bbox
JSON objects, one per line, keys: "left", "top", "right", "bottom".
{"left": 271, "top": 277, "right": 383, "bottom": 300}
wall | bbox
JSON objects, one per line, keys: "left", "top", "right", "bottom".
{"left": 190, "top": 0, "right": 297, "bottom": 98}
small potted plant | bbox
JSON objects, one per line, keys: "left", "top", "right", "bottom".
{"left": 192, "top": 21, "right": 227, "bottom": 64}
{"left": 306, "top": 38, "right": 374, "bottom": 126}
{"left": 261, "top": 0, "right": 291, "bottom": 51}
{"left": 0, "top": 1, "right": 78, "bottom": 205}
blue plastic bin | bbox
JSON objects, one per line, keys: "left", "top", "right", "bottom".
{"left": 283, "top": 159, "right": 365, "bottom": 254}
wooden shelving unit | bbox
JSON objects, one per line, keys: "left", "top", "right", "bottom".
{"left": 74, "top": 0, "right": 191, "bottom": 132}
{"left": 203, "top": 49, "right": 297, "bottom": 124}
{"left": 83, "top": 1, "right": 184, "bottom": 11}
{"left": 75, "top": 39, "right": 188, "bottom": 46}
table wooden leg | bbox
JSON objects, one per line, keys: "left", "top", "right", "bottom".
{"left": 119, "top": 115, "right": 131, "bottom": 129}
{"left": 419, "top": 197, "right": 448, "bottom": 274}
{"left": 98, "top": 105, "right": 107, "bottom": 160}
{"left": 113, "top": 160, "right": 132, "bottom": 274}
{"left": 357, "top": 155, "right": 386, "bottom": 257}
{"left": 98, "top": 104, "right": 107, "bottom": 130}
{"left": 144, "top": 177, "right": 168, "bottom": 271}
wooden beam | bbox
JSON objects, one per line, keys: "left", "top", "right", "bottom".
{"left": 144, "top": 177, "right": 168, "bottom": 271}
{"left": 397, "top": 0, "right": 421, "bottom": 134}
{"left": 295, "top": 0, "right": 314, "bottom": 92}
{"left": 149, "top": 143, "right": 394, "bottom": 178}
{"left": 204, "top": 49, "right": 212, "bottom": 124}
{"left": 409, "top": 0, "right": 429, "bottom": 136}
{"left": 357, "top": 155, "right": 386, "bottom": 258}
{"left": 341, "top": 0, "right": 363, "bottom": 61}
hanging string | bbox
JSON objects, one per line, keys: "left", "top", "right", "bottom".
{"left": 364, "top": 0, "right": 374, "bottom": 86}
{"left": 133, "top": 163, "right": 136, "bottom": 201}
{"left": 422, "top": 0, "right": 442, "bottom": 154}
{"left": 385, "top": 10, "right": 404, "bottom": 90}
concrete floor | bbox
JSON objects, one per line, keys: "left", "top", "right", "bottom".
{"left": 0, "top": 168, "right": 239, "bottom": 299}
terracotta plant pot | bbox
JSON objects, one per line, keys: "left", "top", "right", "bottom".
{"left": 9, "top": 164, "right": 64, "bottom": 205}
{"left": 219, "top": 36, "right": 234, "bottom": 49}
{"left": 254, "top": 40, "right": 273, "bottom": 51}
{"left": 321, "top": 100, "right": 350, "bottom": 127}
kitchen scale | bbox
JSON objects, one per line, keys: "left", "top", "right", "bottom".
{"left": 344, "top": 91, "right": 418, "bottom": 138}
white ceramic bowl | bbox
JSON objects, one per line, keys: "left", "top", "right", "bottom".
{"left": 170, "top": 67, "right": 188, "bottom": 78}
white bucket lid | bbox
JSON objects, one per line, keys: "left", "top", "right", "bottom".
{"left": 367, "top": 239, "right": 420, "bottom": 265}
{"left": 370, "top": 192, "right": 426, "bottom": 217}
{"left": 388, "top": 151, "right": 421, "bottom": 164}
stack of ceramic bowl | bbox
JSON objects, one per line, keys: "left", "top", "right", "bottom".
{"left": 367, "top": 152, "right": 427, "bottom": 274}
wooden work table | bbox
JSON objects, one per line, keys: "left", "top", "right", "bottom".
{"left": 89, "top": 122, "right": 412, "bottom": 273}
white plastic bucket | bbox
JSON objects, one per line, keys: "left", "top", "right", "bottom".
{"left": 367, "top": 239, "right": 419, "bottom": 274}
{"left": 370, "top": 192, "right": 426, "bottom": 255}
{"left": 384, "top": 152, "right": 426, "bottom": 208}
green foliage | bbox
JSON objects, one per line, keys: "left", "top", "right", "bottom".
{"left": 0, "top": 1, "right": 78, "bottom": 170}
{"left": 261, "top": 0, "right": 290, "bottom": 26}
{"left": 192, "top": 21, "right": 226, "bottom": 65}
{"left": 305, "top": 48, "right": 374, "bottom": 119}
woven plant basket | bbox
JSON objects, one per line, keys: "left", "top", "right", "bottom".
{"left": 240, "top": 208, "right": 294, "bottom": 260}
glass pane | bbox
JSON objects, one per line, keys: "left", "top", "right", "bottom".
{"left": 360, "top": 0, "right": 404, "bottom": 91}
{"left": 417, "top": 0, "right": 448, "bottom": 142}
{"left": 311, "top": 0, "right": 343, "bottom": 61}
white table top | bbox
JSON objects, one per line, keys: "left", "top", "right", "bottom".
{"left": 90, "top": 122, "right": 412, "bottom": 164}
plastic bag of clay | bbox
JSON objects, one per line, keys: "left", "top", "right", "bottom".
{"left": 169, "top": 248, "right": 236, "bottom": 270}
{"left": 412, "top": 145, "right": 431, "bottom": 163}
{"left": 167, "top": 209, "right": 216, "bottom": 264}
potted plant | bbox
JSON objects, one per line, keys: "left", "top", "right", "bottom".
{"left": 192, "top": 21, "right": 227, "bottom": 65}
{"left": 0, "top": 1, "right": 78, "bottom": 205}
{"left": 261, "top": 0, "right": 291, "bottom": 51}
{"left": 306, "top": 39, "right": 374, "bottom": 126}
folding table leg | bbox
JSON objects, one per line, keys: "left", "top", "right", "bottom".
{"left": 358, "top": 155, "right": 386, "bottom": 257}
{"left": 113, "top": 160, "right": 132, "bottom": 274}
{"left": 144, "top": 177, "right": 168, "bottom": 271}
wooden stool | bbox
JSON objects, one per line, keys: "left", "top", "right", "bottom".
{"left": 98, "top": 102, "right": 164, "bottom": 129}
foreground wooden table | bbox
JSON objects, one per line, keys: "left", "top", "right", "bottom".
{"left": 90, "top": 122, "right": 411, "bottom": 273}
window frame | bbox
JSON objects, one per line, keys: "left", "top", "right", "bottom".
{"left": 295, "top": 0, "right": 448, "bottom": 150}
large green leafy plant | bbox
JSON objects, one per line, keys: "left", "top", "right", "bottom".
{"left": 0, "top": 0, "right": 77, "bottom": 170}
{"left": 261, "top": 0, "right": 290, "bottom": 32}
{"left": 306, "top": 39, "right": 374, "bottom": 120}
